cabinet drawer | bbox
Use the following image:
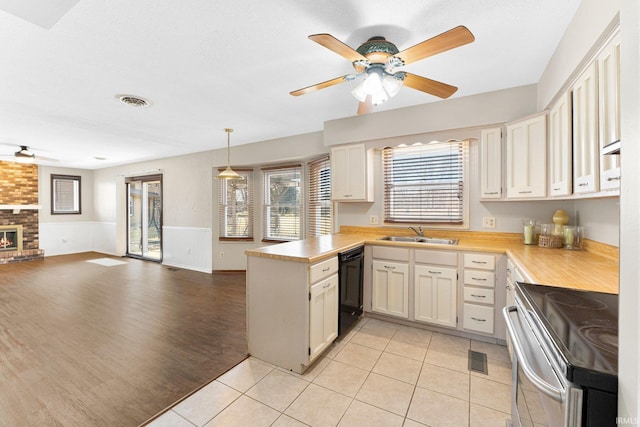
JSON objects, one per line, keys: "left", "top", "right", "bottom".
{"left": 463, "top": 303, "right": 494, "bottom": 335}
{"left": 415, "top": 249, "right": 458, "bottom": 266}
{"left": 463, "top": 253, "right": 495, "bottom": 270}
{"left": 371, "top": 246, "right": 410, "bottom": 262}
{"left": 463, "top": 270, "right": 495, "bottom": 288}
{"left": 309, "top": 257, "right": 338, "bottom": 284}
{"left": 464, "top": 287, "right": 495, "bottom": 304}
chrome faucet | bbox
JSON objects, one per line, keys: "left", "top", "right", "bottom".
{"left": 409, "top": 226, "right": 423, "bottom": 237}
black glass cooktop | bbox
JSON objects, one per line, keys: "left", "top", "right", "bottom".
{"left": 516, "top": 282, "right": 618, "bottom": 393}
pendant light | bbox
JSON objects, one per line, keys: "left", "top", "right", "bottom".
{"left": 216, "top": 128, "right": 242, "bottom": 179}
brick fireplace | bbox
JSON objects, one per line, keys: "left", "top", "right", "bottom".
{"left": 0, "top": 161, "right": 44, "bottom": 264}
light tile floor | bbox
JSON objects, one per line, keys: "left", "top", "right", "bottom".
{"left": 146, "top": 317, "right": 513, "bottom": 427}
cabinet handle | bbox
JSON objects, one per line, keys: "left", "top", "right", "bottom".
{"left": 472, "top": 277, "right": 487, "bottom": 281}
{"left": 322, "top": 267, "right": 330, "bottom": 272}
{"left": 344, "top": 194, "right": 353, "bottom": 197}
{"left": 472, "top": 260, "right": 487, "bottom": 264}
{"left": 384, "top": 265, "right": 396, "bottom": 270}
{"left": 578, "top": 183, "right": 589, "bottom": 187}
{"left": 323, "top": 283, "right": 332, "bottom": 289}
{"left": 607, "top": 176, "right": 621, "bottom": 181}
{"left": 471, "top": 317, "right": 487, "bottom": 322}
{"left": 506, "top": 268, "right": 512, "bottom": 273}
{"left": 471, "top": 294, "right": 486, "bottom": 298}
{"left": 518, "top": 190, "right": 532, "bottom": 194}
{"left": 428, "top": 270, "right": 441, "bottom": 274}
{"left": 484, "top": 191, "right": 499, "bottom": 195}
{"left": 553, "top": 187, "right": 561, "bottom": 191}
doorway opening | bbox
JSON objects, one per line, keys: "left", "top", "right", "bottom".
{"left": 126, "top": 174, "right": 162, "bottom": 261}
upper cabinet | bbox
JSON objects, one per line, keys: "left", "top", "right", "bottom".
{"left": 505, "top": 113, "right": 547, "bottom": 199}
{"left": 480, "top": 127, "right": 503, "bottom": 199}
{"left": 572, "top": 62, "right": 599, "bottom": 194}
{"left": 331, "top": 144, "right": 374, "bottom": 202}
{"left": 548, "top": 92, "right": 573, "bottom": 197}
{"left": 598, "top": 32, "right": 621, "bottom": 191}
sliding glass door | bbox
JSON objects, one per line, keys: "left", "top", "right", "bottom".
{"left": 126, "top": 174, "right": 162, "bottom": 261}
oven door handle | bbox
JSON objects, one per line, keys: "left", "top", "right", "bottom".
{"left": 503, "top": 306, "right": 565, "bottom": 402}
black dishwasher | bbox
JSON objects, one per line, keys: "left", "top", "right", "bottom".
{"left": 338, "top": 245, "right": 364, "bottom": 336}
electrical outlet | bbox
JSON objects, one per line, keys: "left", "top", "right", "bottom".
{"left": 482, "top": 216, "right": 496, "bottom": 228}
{"left": 369, "top": 215, "right": 379, "bottom": 225}
{"left": 219, "top": 252, "right": 224, "bottom": 259}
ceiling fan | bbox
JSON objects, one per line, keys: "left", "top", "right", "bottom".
{"left": 290, "top": 26, "right": 475, "bottom": 114}
{"left": 0, "top": 145, "right": 59, "bottom": 163}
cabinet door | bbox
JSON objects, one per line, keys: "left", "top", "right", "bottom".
{"left": 371, "top": 260, "right": 409, "bottom": 318}
{"left": 309, "top": 274, "right": 338, "bottom": 360}
{"left": 414, "top": 265, "right": 457, "bottom": 328}
{"left": 331, "top": 144, "right": 373, "bottom": 202}
{"left": 506, "top": 114, "right": 547, "bottom": 198}
{"left": 598, "top": 33, "right": 621, "bottom": 190}
{"left": 548, "top": 92, "right": 573, "bottom": 196}
{"left": 572, "top": 62, "right": 599, "bottom": 194}
{"left": 480, "top": 127, "right": 503, "bottom": 199}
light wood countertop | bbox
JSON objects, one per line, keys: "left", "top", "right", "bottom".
{"left": 246, "top": 227, "right": 619, "bottom": 295}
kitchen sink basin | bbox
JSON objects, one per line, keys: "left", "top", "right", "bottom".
{"left": 378, "top": 235, "right": 458, "bottom": 245}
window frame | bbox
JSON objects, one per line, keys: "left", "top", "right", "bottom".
{"left": 51, "top": 174, "right": 81, "bottom": 215}
{"left": 217, "top": 169, "right": 254, "bottom": 241}
{"left": 307, "top": 156, "right": 332, "bottom": 237}
{"left": 382, "top": 140, "right": 469, "bottom": 229}
{"left": 262, "top": 164, "right": 303, "bottom": 243}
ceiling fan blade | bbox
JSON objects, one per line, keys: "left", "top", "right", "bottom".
{"left": 357, "top": 96, "right": 373, "bottom": 115}
{"left": 396, "top": 26, "right": 475, "bottom": 65}
{"left": 290, "top": 75, "right": 350, "bottom": 96}
{"left": 308, "top": 34, "right": 368, "bottom": 63}
{"left": 403, "top": 73, "right": 458, "bottom": 98}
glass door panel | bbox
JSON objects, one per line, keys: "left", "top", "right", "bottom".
{"left": 126, "top": 175, "right": 162, "bottom": 261}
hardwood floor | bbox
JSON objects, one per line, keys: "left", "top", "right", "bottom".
{"left": 0, "top": 253, "right": 248, "bottom": 426}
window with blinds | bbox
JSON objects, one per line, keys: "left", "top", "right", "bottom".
{"left": 51, "top": 174, "right": 81, "bottom": 214}
{"left": 263, "top": 165, "right": 302, "bottom": 241}
{"left": 218, "top": 170, "right": 253, "bottom": 240}
{"left": 382, "top": 141, "right": 467, "bottom": 224}
{"left": 307, "top": 156, "right": 332, "bottom": 237}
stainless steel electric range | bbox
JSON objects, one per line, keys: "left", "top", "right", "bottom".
{"left": 504, "top": 282, "right": 618, "bottom": 427}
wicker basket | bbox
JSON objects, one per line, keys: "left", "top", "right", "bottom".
{"left": 538, "top": 234, "right": 563, "bottom": 248}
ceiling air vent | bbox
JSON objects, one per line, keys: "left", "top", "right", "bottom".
{"left": 116, "top": 94, "right": 151, "bottom": 108}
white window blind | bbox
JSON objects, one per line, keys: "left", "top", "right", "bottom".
{"left": 307, "top": 156, "right": 332, "bottom": 237}
{"left": 51, "top": 174, "right": 81, "bottom": 214}
{"left": 218, "top": 170, "right": 253, "bottom": 240}
{"left": 383, "top": 141, "right": 466, "bottom": 224}
{"left": 263, "top": 165, "right": 302, "bottom": 241}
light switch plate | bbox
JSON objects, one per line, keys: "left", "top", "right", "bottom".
{"left": 482, "top": 217, "right": 496, "bottom": 228}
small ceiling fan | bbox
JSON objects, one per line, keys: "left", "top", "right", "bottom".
{"left": 0, "top": 144, "right": 59, "bottom": 163}
{"left": 290, "top": 26, "right": 475, "bottom": 114}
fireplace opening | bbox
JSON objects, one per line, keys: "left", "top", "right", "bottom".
{"left": 0, "top": 225, "right": 23, "bottom": 252}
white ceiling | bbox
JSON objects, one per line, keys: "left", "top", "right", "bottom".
{"left": 0, "top": 0, "right": 581, "bottom": 169}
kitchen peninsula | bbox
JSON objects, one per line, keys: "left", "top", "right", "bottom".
{"left": 246, "top": 226, "right": 619, "bottom": 373}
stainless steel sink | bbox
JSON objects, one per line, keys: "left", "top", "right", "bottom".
{"left": 378, "top": 235, "right": 458, "bottom": 245}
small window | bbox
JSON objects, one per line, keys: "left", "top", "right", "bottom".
{"left": 263, "top": 165, "right": 302, "bottom": 242}
{"left": 51, "top": 174, "right": 81, "bottom": 214}
{"left": 218, "top": 170, "right": 254, "bottom": 240}
{"left": 382, "top": 141, "right": 468, "bottom": 226}
{"left": 307, "top": 156, "right": 332, "bottom": 237}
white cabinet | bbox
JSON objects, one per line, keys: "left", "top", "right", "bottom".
{"left": 598, "top": 32, "right": 621, "bottom": 191}
{"left": 506, "top": 113, "right": 547, "bottom": 198}
{"left": 572, "top": 62, "right": 599, "bottom": 194}
{"left": 548, "top": 92, "right": 573, "bottom": 196}
{"left": 246, "top": 255, "right": 338, "bottom": 373}
{"left": 371, "top": 260, "right": 409, "bottom": 318}
{"left": 480, "top": 127, "right": 503, "bottom": 199}
{"left": 309, "top": 274, "right": 338, "bottom": 361}
{"left": 414, "top": 264, "right": 457, "bottom": 328}
{"left": 462, "top": 253, "right": 496, "bottom": 335}
{"left": 331, "top": 144, "right": 373, "bottom": 202}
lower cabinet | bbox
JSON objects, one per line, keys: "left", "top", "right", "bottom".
{"left": 371, "top": 260, "right": 409, "bottom": 318}
{"left": 462, "top": 253, "right": 497, "bottom": 336}
{"left": 309, "top": 274, "right": 338, "bottom": 361}
{"left": 414, "top": 264, "right": 457, "bottom": 328}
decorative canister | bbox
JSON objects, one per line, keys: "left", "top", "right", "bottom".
{"left": 523, "top": 219, "right": 537, "bottom": 245}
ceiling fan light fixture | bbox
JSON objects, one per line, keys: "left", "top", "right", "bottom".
{"left": 382, "top": 73, "right": 404, "bottom": 97}
{"left": 216, "top": 128, "right": 243, "bottom": 180}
